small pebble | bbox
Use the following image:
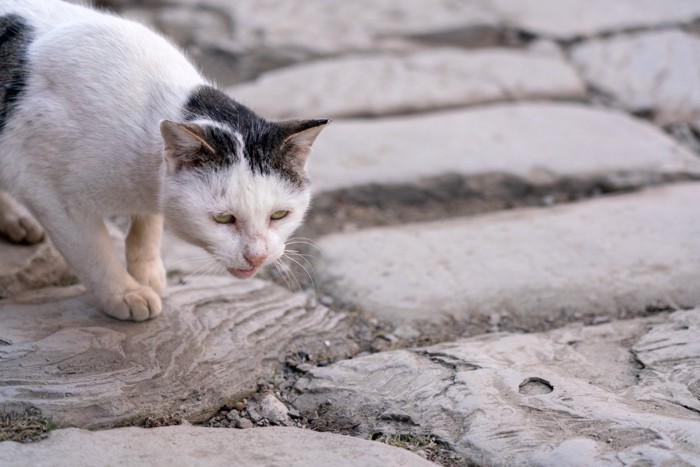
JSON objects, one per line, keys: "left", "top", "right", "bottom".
{"left": 233, "top": 401, "right": 245, "bottom": 412}
{"left": 237, "top": 418, "right": 253, "bottom": 429}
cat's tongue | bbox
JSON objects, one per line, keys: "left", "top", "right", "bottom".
{"left": 228, "top": 267, "right": 257, "bottom": 279}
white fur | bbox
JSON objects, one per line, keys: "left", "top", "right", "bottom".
{"left": 0, "top": 0, "right": 314, "bottom": 321}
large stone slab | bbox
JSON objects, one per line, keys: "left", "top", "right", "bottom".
{"left": 292, "top": 310, "right": 700, "bottom": 465}
{"left": 571, "top": 30, "right": 700, "bottom": 125}
{"left": 0, "top": 276, "right": 346, "bottom": 428}
{"left": 230, "top": 49, "right": 585, "bottom": 119}
{"left": 218, "top": 0, "right": 500, "bottom": 56}
{"left": 0, "top": 241, "right": 72, "bottom": 298}
{"left": 308, "top": 103, "right": 700, "bottom": 193}
{"left": 0, "top": 425, "right": 435, "bottom": 467}
{"left": 315, "top": 183, "right": 700, "bottom": 325}
{"left": 487, "top": 0, "right": 700, "bottom": 40}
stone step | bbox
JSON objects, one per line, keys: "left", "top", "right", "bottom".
{"left": 571, "top": 29, "right": 700, "bottom": 126}
{"left": 314, "top": 183, "right": 700, "bottom": 327}
{"left": 292, "top": 310, "right": 700, "bottom": 465}
{"left": 307, "top": 103, "right": 700, "bottom": 195}
{"left": 0, "top": 276, "right": 350, "bottom": 428}
{"left": 230, "top": 48, "right": 584, "bottom": 119}
{"left": 485, "top": 0, "right": 700, "bottom": 40}
{"left": 0, "top": 425, "right": 435, "bottom": 467}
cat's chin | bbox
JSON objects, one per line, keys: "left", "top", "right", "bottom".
{"left": 227, "top": 267, "right": 257, "bottom": 279}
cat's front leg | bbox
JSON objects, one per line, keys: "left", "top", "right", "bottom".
{"left": 126, "top": 214, "right": 166, "bottom": 295}
{"left": 38, "top": 209, "right": 162, "bottom": 321}
{"left": 0, "top": 191, "right": 44, "bottom": 244}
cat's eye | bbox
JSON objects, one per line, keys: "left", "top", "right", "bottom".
{"left": 213, "top": 213, "right": 235, "bottom": 224}
{"left": 270, "top": 210, "right": 289, "bottom": 220}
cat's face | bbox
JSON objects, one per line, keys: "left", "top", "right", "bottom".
{"left": 159, "top": 87, "right": 327, "bottom": 278}
{"left": 162, "top": 162, "right": 311, "bottom": 278}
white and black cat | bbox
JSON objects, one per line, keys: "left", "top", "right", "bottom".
{"left": 0, "top": 0, "right": 327, "bottom": 320}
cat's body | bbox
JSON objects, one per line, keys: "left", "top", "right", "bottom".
{"left": 0, "top": 0, "right": 326, "bottom": 320}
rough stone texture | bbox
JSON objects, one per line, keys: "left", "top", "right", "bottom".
{"left": 0, "top": 241, "right": 72, "bottom": 298}
{"left": 0, "top": 276, "right": 345, "bottom": 428}
{"left": 292, "top": 310, "right": 700, "bottom": 466}
{"left": 571, "top": 30, "right": 700, "bottom": 125}
{"left": 308, "top": 103, "right": 700, "bottom": 193}
{"left": 230, "top": 49, "right": 585, "bottom": 119}
{"left": 487, "top": 0, "right": 700, "bottom": 40}
{"left": 0, "top": 426, "right": 436, "bottom": 467}
{"left": 315, "top": 183, "right": 700, "bottom": 325}
{"left": 218, "top": 0, "right": 500, "bottom": 55}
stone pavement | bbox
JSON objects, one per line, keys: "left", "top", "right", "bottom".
{"left": 3, "top": 1, "right": 700, "bottom": 466}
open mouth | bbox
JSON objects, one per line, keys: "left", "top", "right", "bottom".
{"left": 227, "top": 267, "right": 257, "bottom": 279}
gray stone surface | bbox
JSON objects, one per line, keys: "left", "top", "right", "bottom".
{"left": 308, "top": 103, "right": 700, "bottom": 193}
{"left": 315, "top": 183, "right": 700, "bottom": 325}
{"left": 0, "top": 276, "right": 345, "bottom": 428}
{"left": 487, "top": 0, "right": 700, "bottom": 40}
{"left": 230, "top": 49, "right": 585, "bottom": 119}
{"left": 572, "top": 30, "right": 700, "bottom": 125}
{"left": 0, "top": 241, "right": 72, "bottom": 298}
{"left": 292, "top": 310, "right": 700, "bottom": 466}
{"left": 0, "top": 425, "right": 436, "bottom": 467}
{"left": 218, "top": 0, "right": 500, "bottom": 56}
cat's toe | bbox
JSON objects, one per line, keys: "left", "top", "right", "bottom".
{"left": 0, "top": 213, "right": 45, "bottom": 244}
{"left": 103, "top": 286, "right": 163, "bottom": 321}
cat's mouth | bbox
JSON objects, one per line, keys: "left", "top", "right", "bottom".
{"left": 227, "top": 267, "right": 257, "bottom": 279}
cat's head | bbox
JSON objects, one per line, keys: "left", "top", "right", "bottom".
{"left": 159, "top": 86, "right": 327, "bottom": 279}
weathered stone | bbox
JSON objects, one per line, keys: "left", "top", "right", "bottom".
{"left": 315, "top": 183, "right": 700, "bottom": 325}
{"left": 219, "top": 0, "right": 500, "bottom": 56}
{"left": 0, "top": 276, "right": 346, "bottom": 428}
{"left": 572, "top": 30, "right": 700, "bottom": 125}
{"left": 292, "top": 311, "right": 700, "bottom": 465}
{"left": 308, "top": 103, "right": 700, "bottom": 193}
{"left": 230, "top": 49, "right": 585, "bottom": 119}
{"left": 487, "top": 0, "right": 700, "bottom": 40}
{"left": 246, "top": 393, "right": 291, "bottom": 425}
{"left": 0, "top": 425, "right": 436, "bottom": 467}
{"left": 0, "top": 241, "right": 72, "bottom": 298}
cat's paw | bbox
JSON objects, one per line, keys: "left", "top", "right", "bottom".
{"left": 101, "top": 285, "right": 162, "bottom": 321}
{"left": 0, "top": 211, "right": 44, "bottom": 244}
{"left": 128, "top": 258, "right": 167, "bottom": 295}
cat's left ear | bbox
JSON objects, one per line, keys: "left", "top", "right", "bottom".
{"left": 281, "top": 119, "right": 330, "bottom": 168}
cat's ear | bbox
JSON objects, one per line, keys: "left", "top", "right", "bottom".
{"left": 160, "top": 120, "right": 215, "bottom": 174}
{"left": 281, "top": 119, "right": 330, "bottom": 168}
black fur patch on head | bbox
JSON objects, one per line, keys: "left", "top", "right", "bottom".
{"left": 183, "top": 85, "right": 320, "bottom": 189}
{"left": 0, "top": 15, "right": 33, "bottom": 134}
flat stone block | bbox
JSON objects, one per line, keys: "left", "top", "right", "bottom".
{"left": 315, "top": 183, "right": 700, "bottom": 325}
{"left": 0, "top": 425, "right": 435, "bottom": 467}
{"left": 308, "top": 103, "right": 700, "bottom": 193}
{"left": 572, "top": 30, "right": 700, "bottom": 125}
{"left": 292, "top": 310, "right": 700, "bottom": 465}
{"left": 487, "top": 0, "right": 700, "bottom": 40}
{"left": 230, "top": 49, "right": 585, "bottom": 119}
{"left": 0, "top": 276, "right": 345, "bottom": 428}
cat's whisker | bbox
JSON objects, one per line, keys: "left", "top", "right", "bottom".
{"left": 273, "top": 259, "right": 294, "bottom": 292}
{"left": 283, "top": 252, "right": 318, "bottom": 291}
{"left": 277, "top": 258, "right": 302, "bottom": 293}
{"left": 182, "top": 258, "right": 219, "bottom": 282}
{"left": 166, "top": 254, "right": 215, "bottom": 268}
{"left": 285, "top": 248, "right": 321, "bottom": 260}
{"left": 285, "top": 237, "right": 323, "bottom": 252}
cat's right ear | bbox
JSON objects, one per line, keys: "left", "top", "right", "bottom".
{"left": 160, "top": 120, "right": 215, "bottom": 174}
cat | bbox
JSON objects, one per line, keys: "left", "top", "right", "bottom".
{"left": 0, "top": 0, "right": 327, "bottom": 321}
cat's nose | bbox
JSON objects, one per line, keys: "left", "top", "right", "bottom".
{"left": 244, "top": 252, "right": 267, "bottom": 267}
